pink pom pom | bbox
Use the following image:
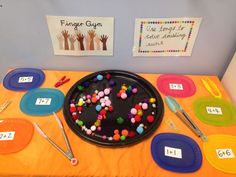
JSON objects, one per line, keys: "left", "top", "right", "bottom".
{"left": 104, "top": 88, "right": 111, "bottom": 95}
{"left": 142, "top": 103, "right": 148, "bottom": 110}
{"left": 130, "top": 108, "right": 137, "bottom": 115}
{"left": 132, "top": 88, "right": 138, "bottom": 93}
{"left": 121, "top": 93, "right": 127, "bottom": 99}
{"left": 98, "top": 91, "right": 104, "bottom": 97}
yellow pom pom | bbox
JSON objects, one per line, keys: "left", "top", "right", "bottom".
{"left": 137, "top": 110, "right": 143, "bottom": 116}
{"left": 149, "top": 98, "right": 156, "bottom": 103}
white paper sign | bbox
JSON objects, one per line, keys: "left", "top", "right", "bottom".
{"left": 18, "top": 76, "right": 33, "bottom": 83}
{"left": 133, "top": 18, "right": 202, "bottom": 56}
{"left": 216, "top": 148, "right": 235, "bottom": 159}
{"left": 164, "top": 146, "right": 182, "bottom": 159}
{"left": 0, "top": 131, "right": 15, "bottom": 141}
{"left": 206, "top": 106, "right": 223, "bottom": 115}
{"left": 47, "top": 16, "right": 114, "bottom": 56}
{"left": 169, "top": 83, "right": 183, "bottom": 90}
{"left": 35, "top": 98, "right": 52, "bottom": 105}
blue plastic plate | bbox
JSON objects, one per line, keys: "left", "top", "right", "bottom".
{"left": 3, "top": 68, "right": 45, "bottom": 91}
{"left": 20, "top": 88, "right": 64, "bottom": 116}
{"left": 151, "top": 133, "right": 202, "bottom": 173}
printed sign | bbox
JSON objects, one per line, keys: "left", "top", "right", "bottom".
{"left": 35, "top": 98, "right": 52, "bottom": 105}
{"left": 216, "top": 148, "right": 235, "bottom": 159}
{"left": 169, "top": 83, "right": 183, "bottom": 90}
{"left": 18, "top": 76, "right": 33, "bottom": 83}
{"left": 47, "top": 16, "right": 114, "bottom": 56}
{"left": 164, "top": 146, "right": 182, "bottom": 159}
{"left": 133, "top": 18, "right": 202, "bottom": 56}
{"left": 0, "top": 131, "right": 15, "bottom": 141}
{"left": 206, "top": 106, "right": 223, "bottom": 115}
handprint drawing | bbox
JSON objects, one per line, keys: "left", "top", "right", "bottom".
{"left": 95, "top": 35, "right": 101, "bottom": 50}
{"left": 69, "top": 35, "right": 76, "bottom": 50}
{"left": 85, "top": 35, "right": 90, "bottom": 50}
{"left": 61, "top": 30, "right": 70, "bottom": 50}
{"left": 56, "top": 34, "right": 64, "bottom": 50}
{"left": 100, "top": 35, "right": 108, "bottom": 51}
{"left": 77, "top": 33, "right": 85, "bottom": 51}
{"left": 88, "top": 30, "right": 96, "bottom": 50}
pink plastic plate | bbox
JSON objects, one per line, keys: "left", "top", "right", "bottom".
{"left": 156, "top": 74, "right": 196, "bottom": 97}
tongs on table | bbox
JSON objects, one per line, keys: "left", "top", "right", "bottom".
{"left": 165, "top": 96, "right": 208, "bottom": 142}
{"left": 201, "top": 77, "right": 222, "bottom": 98}
{"left": 0, "top": 100, "right": 11, "bottom": 113}
{"left": 34, "top": 112, "right": 78, "bottom": 165}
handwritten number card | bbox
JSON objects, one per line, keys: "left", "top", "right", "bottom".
{"left": 133, "top": 18, "right": 202, "bottom": 56}
{"left": 47, "top": 16, "right": 114, "bottom": 56}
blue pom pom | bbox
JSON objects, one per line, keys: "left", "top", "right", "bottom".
{"left": 95, "top": 104, "right": 102, "bottom": 112}
{"left": 97, "top": 74, "right": 103, "bottom": 81}
{"left": 136, "top": 126, "right": 144, "bottom": 134}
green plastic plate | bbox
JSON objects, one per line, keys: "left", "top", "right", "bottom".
{"left": 193, "top": 97, "right": 236, "bottom": 126}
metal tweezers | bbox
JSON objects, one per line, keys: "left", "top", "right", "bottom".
{"left": 34, "top": 112, "right": 78, "bottom": 165}
{"left": 165, "top": 96, "right": 208, "bottom": 142}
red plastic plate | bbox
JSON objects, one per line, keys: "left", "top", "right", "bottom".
{"left": 157, "top": 74, "right": 196, "bottom": 97}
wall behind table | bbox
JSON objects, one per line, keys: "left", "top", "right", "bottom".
{"left": 0, "top": 0, "right": 236, "bottom": 82}
{"left": 222, "top": 52, "right": 236, "bottom": 104}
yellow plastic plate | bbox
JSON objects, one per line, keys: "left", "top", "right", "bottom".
{"left": 203, "top": 134, "right": 236, "bottom": 174}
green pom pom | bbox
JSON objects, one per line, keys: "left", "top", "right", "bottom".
{"left": 76, "top": 120, "right": 83, "bottom": 126}
{"left": 120, "top": 135, "right": 126, "bottom": 141}
{"left": 127, "top": 86, "right": 132, "bottom": 91}
{"left": 77, "top": 85, "right": 84, "bottom": 91}
{"left": 116, "top": 116, "right": 124, "bottom": 124}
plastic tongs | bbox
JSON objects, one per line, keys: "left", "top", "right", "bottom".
{"left": 34, "top": 112, "right": 78, "bottom": 165}
{"left": 201, "top": 77, "right": 222, "bottom": 98}
{"left": 165, "top": 96, "right": 208, "bottom": 142}
{"left": 0, "top": 100, "right": 11, "bottom": 113}
{"left": 55, "top": 76, "right": 70, "bottom": 87}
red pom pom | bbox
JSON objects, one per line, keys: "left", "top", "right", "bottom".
{"left": 134, "top": 115, "right": 141, "bottom": 122}
{"left": 105, "top": 73, "right": 111, "bottom": 80}
{"left": 128, "top": 131, "right": 136, "bottom": 138}
{"left": 77, "top": 106, "right": 83, "bottom": 111}
{"left": 108, "top": 106, "right": 114, "bottom": 112}
{"left": 70, "top": 107, "right": 76, "bottom": 113}
{"left": 100, "top": 109, "right": 107, "bottom": 116}
{"left": 116, "top": 92, "right": 121, "bottom": 98}
{"left": 72, "top": 114, "right": 78, "bottom": 120}
{"left": 147, "top": 115, "right": 155, "bottom": 123}
{"left": 135, "top": 104, "right": 141, "bottom": 110}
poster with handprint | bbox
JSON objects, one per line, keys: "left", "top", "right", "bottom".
{"left": 47, "top": 16, "right": 114, "bottom": 56}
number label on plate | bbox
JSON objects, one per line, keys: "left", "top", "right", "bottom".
{"left": 164, "top": 146, "right": 182, "bottom": 159}
{"left": 35, "top": 98, "right": 52, "bottom": 105}
{"left": 169, "top": 83, "right": 183, "bottom": 90}
{"left": 0, "top": 131, "right": 15, "bottom": 141}
{"left": 18, "top": 76, "right": 34, "bottom": 83}
{"left": 216, "top": 148, "right": 235, "bottom": 159}
{"left": 206, "top": 106, "right": 223, "bottom": 115}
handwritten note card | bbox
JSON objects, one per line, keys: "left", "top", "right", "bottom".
{"left": 0, "top": 131, "right": 15, "bottom": 141}
{"left": 18, "top": 76, "right": 33, "bottom": 83}
{"left": 133, "top": 18, "right": 202, "bottom": 56}
{"left": 164, "top": 146, "right": 182, "bottom": 159}
{"left": 216, "top": 148, "right": 235, "bottom": 159}
{"left": 47, "top": 16, "right": 114, "bottom": 56}
{"left": 35, "top": 98, "right": 52, "bottom": 105}
{"left": 206, "top": 106, "right": 223, "bottom": 115}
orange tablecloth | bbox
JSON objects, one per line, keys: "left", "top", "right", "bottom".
{"left": 0, "top": 70, "right": 235, "bottom": 177}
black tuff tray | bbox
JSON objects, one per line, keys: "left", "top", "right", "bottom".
{"left": 63, "top": 70, "right": 164, "bottom": 147}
